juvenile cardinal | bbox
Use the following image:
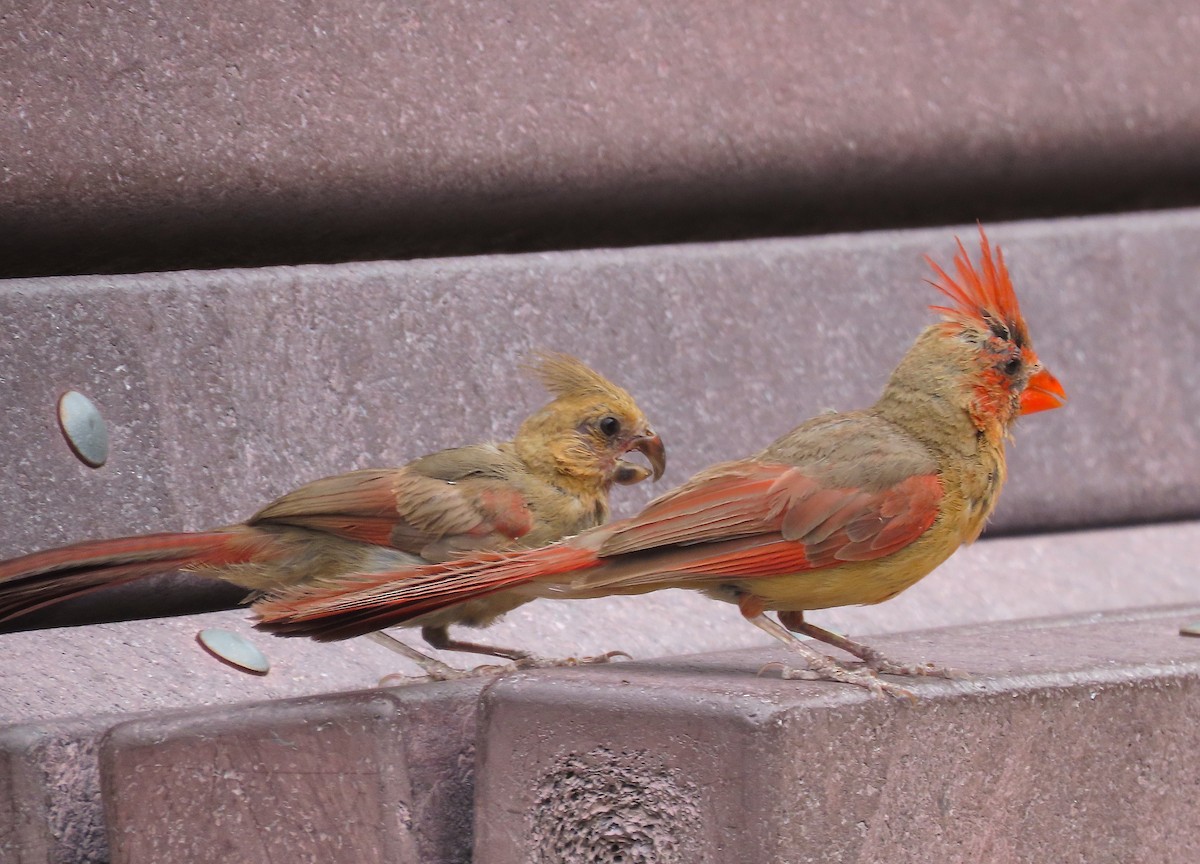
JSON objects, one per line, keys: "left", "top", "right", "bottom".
{"left": 255, "top": 227, "right": 1065, "bottom": 696}
{"left": 0, "top": 353, "right": 665, "bottom": 676}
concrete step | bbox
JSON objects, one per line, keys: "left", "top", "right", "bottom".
{"left": 4, "top": 517, "right": 1198, "bottom": 862}
{"left": 101, "top": 682, "right": 485, "bottom": 864}
{"left": 10, "top": 603, "right": 1193, "bottom": 863}
{"left": 474, "top": 605, "right": 1200, "bottom": 863}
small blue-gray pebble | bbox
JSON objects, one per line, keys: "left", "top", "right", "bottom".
{"left": 197, "top": 628, "right": 271, "bottom": 674}
{"left": 57, "top": 391, "right": 109, "bottom": 468}
{"left": 1181, "top": 622, "right": 1200, "bottom": 638}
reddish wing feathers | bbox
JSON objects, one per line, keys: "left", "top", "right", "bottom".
{"left": 253, "top": 463, "right": 943, "bottom": 638}
{"left": 250, "top": 470, "right": 401, "bottom": 522}
{"left": 0, "top": 532, "right": 257, "bottom": 582}
{"left": 1, "top": 465, "right": 540, "bottom": 626}
{"left": 800, "top": 474, "right": 941, "bottom": 564}
{"left": 598, "top": 462, "right": 941, "bottom": 567}
{"left": 598, "top": 462, "right": 787, "bottom": 555}
{"left": 0, "top": 531, "right": 264, "bottom": 621}
{"left": 580, "top": 465, "right": 941, "bottom": 584}
{"left": 250, "top": 468, "right": 534, "bottom": 552}
{"left": 254, "top": 545, "right": 598, "bottom": 640}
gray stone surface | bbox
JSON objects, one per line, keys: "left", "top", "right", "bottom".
{"left": 2, "top": 209, "right": 1197, "bottom": 860}
{"left": 3, "top": 1, "right": 1200, "bottom": 275}
{"left": 102, "top": 683, "right": 484, "bottom": 864}
{"left": 474, "top": 605, "right": 1200, "bottom": 863}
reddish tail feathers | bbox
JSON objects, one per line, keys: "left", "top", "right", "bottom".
{"left": 0, "top": 531, "right": 258, "bottom": 621}
{"left": 254, "top": 543, "right": 599, "bottom": 641}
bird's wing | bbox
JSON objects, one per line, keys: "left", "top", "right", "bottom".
{"left": 582, "top": 459, "right": 943, "bottom": 586}
{"left": 249, "top": 464, "right": 534, "bottom": 555}
{"left": 253, "top": 460, "right": 943, "bottom": 634}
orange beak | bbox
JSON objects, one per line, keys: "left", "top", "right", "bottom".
{"left": 1019, "top": 368, "right": 1067, "bottom": 415}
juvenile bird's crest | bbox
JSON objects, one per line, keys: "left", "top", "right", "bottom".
{"left": 925, "top": 225, "right": 1029, "bottom": 347}
{"left": 524, "top": 351, "right": 636, "bottom": 404}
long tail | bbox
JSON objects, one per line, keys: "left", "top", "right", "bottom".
{"left": 253, "top": 541, "right": 601, "bottom": 641}
{"left": 0, "top": 529, "right": 264, "bottom": 621}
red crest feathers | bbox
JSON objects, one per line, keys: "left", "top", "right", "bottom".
{"left": 925, "top": 225, "right": 1028, "bottom": 344}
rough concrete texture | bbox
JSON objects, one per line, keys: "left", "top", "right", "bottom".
{"left": 475, "top": 605, "right": 1200, "bottom": 863}
{"left": 1, "top": 721, "right": 110, "bottom": 864}
{"left": 101, "top": 682, "right": 484, "bottom": 864}
{"left": 1, "top": 210, "right": 1198, "bottom": 622}
{"left": 3, "top": 1, "right": 1200, "bottom": 275}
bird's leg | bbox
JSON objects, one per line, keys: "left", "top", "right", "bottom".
{"left": 739, "top": 597, "right": 913, "bottom": 699}
{"left": 366, "top": 631, "right": 477, "bottom": 682}
{"left": 777, "top": 611, "right": 967, "bottom": 680}
{"left": 423, "top": 625, "right": 629, "bottom": 668}
{"left": 421, "top": 624, "right": 531, "bottom": 662}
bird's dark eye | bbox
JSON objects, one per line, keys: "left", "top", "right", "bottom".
{"left": 598, "top": 415, "right": 621, "bottom": 437}
{"left": 1004, "top": 355, "right": 1022, "bottom": 376}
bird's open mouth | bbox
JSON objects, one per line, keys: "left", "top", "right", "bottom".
{"left": 613, "top": 432, "right": 667, "bottom": 485}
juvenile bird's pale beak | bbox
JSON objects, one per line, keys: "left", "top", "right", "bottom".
{"left": 1019, "top": 368, "right": 1067, "bottom": 415}
{"left": 614, "top": 431, "right": 667, "bottom": 485}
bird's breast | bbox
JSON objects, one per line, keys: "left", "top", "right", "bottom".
{"left": 725, "top": 520, "right": 965, "bottom": 612}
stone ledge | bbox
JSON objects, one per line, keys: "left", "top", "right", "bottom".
{"left": 474, "top": 605, "right": 1200, "bottom": 863}
{"left": 4, "top": 602, "right": 1198, "bottom": 862}
{"left": 2, "top": 206, "right": 1199, "bottom": 859}
{"left": 1, "top": 721, "right": 108, "bottom": 864}
{"left": 101, "top": 682, "right": 485, "bottom": 864}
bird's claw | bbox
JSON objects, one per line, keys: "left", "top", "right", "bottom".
{"left": 579, "top": 649, "right": 633, "bottom": 665}
{"left": 378, "top": 649, "right": 633, "bottom": 686}
{"left": 378, "top": 671, "right": 438, "bottom": 687}
{"left": 758, "top": 658, "right": 916, "bottom": 701}
{"left": 378, "top": 661, "right": 515, "bottom": 687}
{"left": 849, "top": 647, "right": 971, "bottom": 680}
{"left": 757, "top": 660, "right": 822, "bottom": 681}
{"left": 865, "top": 659, "right": 970, "bottom": 680}
{"left": 513, "top": 649, "right": 632, "bottom": 670}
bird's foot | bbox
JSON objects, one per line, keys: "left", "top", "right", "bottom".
{"left": 576, "top": 649, "right": 632, "bottom": 665}
{"left": 778, "top": 615, "right": 969, "bottom": 682}
{"left": 378, "top": 650, "right": 634, "bottom": 686}
{"left": 849, "top": 645, "right": 970, "bottom": 680}
{"left": 378, "top": 661, "right": 517, "bottom": 687}
{"left": 758, "top": 658, "right": 915, "bottom": 701}
{"left": 513, "top": 650, "right": 632, "bottom": 670}
{"left": 743, "top": 607, "right": 914, "bottom": 699}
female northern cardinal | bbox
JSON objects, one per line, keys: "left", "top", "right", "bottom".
{"left": 255, "top": 227, "right": 1065, "bottom": 696}
{"left": 0, "top": 353, "right": 665, "bottom": 676}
